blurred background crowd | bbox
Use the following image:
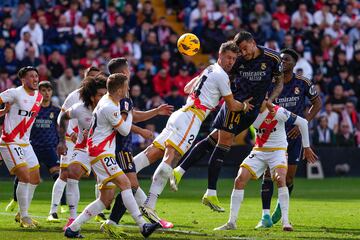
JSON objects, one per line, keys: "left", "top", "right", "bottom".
{"left": 0, "top": 0, "right": 359, "bottom": 149}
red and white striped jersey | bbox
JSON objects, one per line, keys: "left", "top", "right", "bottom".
{"left": 87, "top": 94, "right": 125, "bottom": 157}
{"left": 0, "top": 86, "right": 43, "bottom": 145}
{"left": 68, "top": 102, "right": 92, "bottom": 150}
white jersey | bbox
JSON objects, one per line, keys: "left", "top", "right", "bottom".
{"left": 68, "top": 102, "right": 92, "bottom": 150}
{"left": 0, "top": 86, "right": 43, "bottom": 145}
{"left": 184, "top": 62, "right": 232, "bottom": 120}
{"left": 87, "top": 94, "right": 130, "bottom": 157}
{"left": 59, "top": 89, "right": 80, "bottom": 140}
{"left": 252, "top": 105, "right": 309, "bottom": 150}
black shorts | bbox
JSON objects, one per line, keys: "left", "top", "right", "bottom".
{"left": 287, "top": 137, "right": 302, "bottom": 165}
{"left": 116, "top": 150, "right": 136, "bottom": 173}
{"left": 33, "top": 147, "right": 60, "bottom": 170}
{"left": 212, "top": 103, "right": 259, "bottom": 135}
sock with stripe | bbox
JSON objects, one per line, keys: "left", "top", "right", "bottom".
{"left": 207, "top": 144, "right": 230, "bottom": 190}
{"left": 69, "top": 199, "right": 105, "bottom": 231}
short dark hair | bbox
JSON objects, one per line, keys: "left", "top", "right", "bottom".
{"left": 233, "top": 31, "right": 254, "bottom": 45}
{"left": 107, "top": 73, "right": 128, "bottom": 94}
{"left": 79, "top": 75, "right": 107, "bottom": 108}
{"left": 38, "top": 81, "right": 53, "bottom": 90}
{"left": 281, "top": 48, "right": 299, "bottom": 62}
{"left": 84, "top": 66, "right": 100, "bottom": 77}
{"left": 18, "top": 66, "right": 38, "bottom": 79}
{"left": 107, "top": 58, "right": 128, "bottom": 74}
{"left": 219, "top": 41, "right": 239, "bottom": 54}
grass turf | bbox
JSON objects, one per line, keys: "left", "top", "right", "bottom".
{"left": 0, "top": 177, "right": 359, "bottom": 240}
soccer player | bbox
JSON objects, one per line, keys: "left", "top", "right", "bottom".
{"left": 256, "top": 48, "right": 322, "bottom": 228}
{"left": 0, "top": 66, "right": 43, "bottom": 228}
{"left": 141, "top": 41, "right": 250, "bottom": 222}
{"left": 171, "top": 31, "right": 284, "bottom": 212}
{"left": 214, "top": 100, "right": 318, "bottom": 231}
{"left": 6, "top": 81, "right": 67, "bottom": 214}
{"left": 48, "top": 66, "right": 101, "bottom": 222}
{"left": 65, "top": 73, "right": 159, "bottom": 238}
{"left": 51, "top": 75, "right": 107, "bottom": 228}
{"left": 100, "top": 58, "right": 174, "bottom": 236}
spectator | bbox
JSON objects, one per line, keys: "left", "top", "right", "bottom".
{"left": 130, "top": 84, "right": 147, "bottom": 110}
{"left": 71, "top": 33, "right": 87, "bottom": 59}
{"left": 202, "top": 20, "right": 226, "bottom": 54}
{"left": 110, "top": 37, "right": 129, "bottom": 58}
{"left": 291, "top": 3, "right": 314, "bottom": 28}
{"left": 122, "top": 3, "right": 137, "bottom": 31}
{"left": 37, "top": 64, "right": 51, "bottom": 82}
{"left": 57, "top": 67, "right": 80, "bottom": 103}
{"left": 224, "top": 17, "right": 243, "bottom": 39}
{"left": 64, "top": 0, "right": 82, "bottom": 27}
{"left": 188, "top": 0, "right": 208, "bottom": 33}
{"left": 83, "top": 0, "right": 104, "bottom": 24}
{"left": 340, "top": 4, "right": 359, "bottom": 29}
{"left": 137, "top": 0, "right": 156, "bottom": 24}
{"left": 20, "top": 17, "right": 43, "bottom": 46}
{"left": 80, "top": 48, "right": 100, "bottom": 68}
{"left": 348, "top": 19, "right": 360, "bottom": 46}
{"left": 47, "top": 50, "right": 64, "bottom": 79}
{"left": 0, "top": 15, "right": 17, "bottom": 44}
{"left": 1, "top": 47, "right": 19, "bottom": 80}
{"left": 103, "top": 3, "right": 120, "bottom": 29}
{"left": 314, "top": 4, "right": 335, "bottom": 29}
{"left": 321, "top": 102, "right": 339, "bottom": 133}
{"left": 152, "top": 68, "right": 172, "bottom": 97}
{"left": 294, "top": 45, "right": 313, "bottom": 79}
{"left": 135, "top": 21, "right": 153, "bottom": 43}
{"left": 349, "top": 50, "right": 360, "bottom": 80}
{"left": 324, "top": 20, "right": 344, "bottom": 46}
{"left": 146, "top": 94, "right": 165, "bottom": 110}
{"left": 249, "top": 2, "right": 272, "bottom": 36}
{"left": 165, "top": 86, "right": 185, "bottom": 110}
{"left": 336, "top": 122, "right": 356, "bottom": 147}
{"left": 141, "top": 31, "right": 162, "bottom": 61}
{"left": 282, "top": 33, "right": 294, "bottom": 49}
{"left": 15, "top": 31, "right": 39, "bottom": 61}
{"left": 248, "top": 19, "right": 266, "bottom": 45}
{"left": 20, "top": 46, "right": 42, "bottom": 68}
{"left": 0, "top": 68, "right": 14, "bottom": 92}
{"left": 156, "top": 49, "right": 172, "bottom": 74}
{"left": 155, "top": 17, "right": 174, "bottom": 46}
{"left": 335, "top": 35, "right": 354, "bottom": 62}
{"left": 272, "top": 2, "right": 291, "bottom": 31}
{"left": 131, "top": 65, "right": 154, "bottom": 98}
{"left": 342, "top": 101, "right": 360, "bottom": 133}
{"left": 313, "top": 116, "right": 336, "bottom": 146}
{"left": 73, "top": 15, "right": 95, "bottom": 39}
{"left": 125, "top": 32, "right": 142, "bottom": 61}
{"left": 268, "top": 19, "right": 285, "bottom": 47}
{"left": 55, "top": 14, "right": 73, "bottom": 54}
{"left": 11, "top": 1, "right": 31, "bottom": 29}
{"left": 328, "top": 85, "right": 347, "bottom": 113}
{"left": 172, "top": 66, "right": 192, "bottom": 96}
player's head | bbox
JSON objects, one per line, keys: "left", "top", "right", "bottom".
{"left": 80, "top": 74, "right": 107, "bottom": 108}
{"left": 107, "top": 73, "right": 129, "bottom": 98}
{"left": 280, "top": 48, "right": 299, "bottom": 72}
{"left": 218, "top": 41, "right": 239, "bottom": 72}
{"left": 38, "top": 81, "right": 53, "bottom": 102}
{"left": 84, "top": 66, "right": 100, "bottom": 78}
{"left": 233, "top": 31, "right": 256, "bottom": 61}
{"left": 18, "top": 66, "right": 39, "bottom": 91}
{"left": 107, "top": 57, "right": 130, "bottom": 78}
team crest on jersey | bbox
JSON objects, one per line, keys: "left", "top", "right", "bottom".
{"left": 294, "top": 87, "right": 300, "bottom": 95}
{"left": 49, "top": 112, "right": 54, "bottom": 119}
{"left": 261, "top": 63, "right": 266, "bottom": 70}
{"left": 239, "top": 64, "right": 245, "bottom": 69}
{"left": 264, "top": 118, "right": 272, "bottom": 124}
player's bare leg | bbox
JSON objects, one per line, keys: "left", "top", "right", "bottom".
{"left": 214, "top": 167, "right": 252, "bottom": 230}
{"left": 273, "top": 167, "right": 292, "bottom": 231}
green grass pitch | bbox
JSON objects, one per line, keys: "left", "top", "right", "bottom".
{"left": 0, "top": 177, "right": 359, "bottom": 240}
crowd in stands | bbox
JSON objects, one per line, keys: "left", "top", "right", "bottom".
{"left": 0, "top": 0, "right": 359, "bottom": 147}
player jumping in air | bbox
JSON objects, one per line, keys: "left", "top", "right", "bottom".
{"left": 171, "top": 31, "right": 284, "bottom": 212}
{"left": 255, "top": 48, "right": 322, "bottom": 229}
{"left": 64, "top": 73, "right": 159, "bottom": 238}
{"left": 0, "top": 66, "right": 43, "bottom": 228}
{"left": 214, "top": 99, "right": 318, "bottom": 232}
{"left": 140, "top": 41, "right": 251, "bottom": 223}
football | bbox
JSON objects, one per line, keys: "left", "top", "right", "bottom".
{"left": 177, "top": 33, "right": 200, "bottom": 56}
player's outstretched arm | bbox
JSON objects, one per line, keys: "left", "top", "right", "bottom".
{"left": 131, "top": 124, "right": 154, "bottom": 140}
{"left": 115, "top": 112, "right": 133, "bottom": 136}
{"left": 184, "top": 76, "right": 200, "bottom": 94}
{"left": 267, "top": 73, "right": 284, "bottom": 112}
{"left": 132, "top": 104, "right": 174, "bottom": 123}
{"left": 223, "top": 95, "right": 254, "bottom": 112}
{"left": 57, "top": 111, "right": 71, "bottom": 155}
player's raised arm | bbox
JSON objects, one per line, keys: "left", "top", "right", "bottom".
{"left": 184, "top": 76, "right": 200, "bottom": 94}
{"left": 114, "top": 111, "right": 133, "bottom": 136}
{"left": 223, "top": 95, "right": 254, "bottom": 112}
{"left": 57, "top": 110, "right": 72, "bottom": 155}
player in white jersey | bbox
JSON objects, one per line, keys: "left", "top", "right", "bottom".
{"left": 0, "top": 67, "right": 43, "bottom": 228}
{"left": 214, "top": 100, "right": 318, "bottom": 232}
{"left": 140, "top": 41, "right": 254, "bottom": 223}
{"left": 65, "top": 73, "right": 159, "bottom": 238}
{"left": 47, "top": 75, "right": 107, "bottom": 226}
{"left": 49, "top": 67, "right": 100, "bottom": 219}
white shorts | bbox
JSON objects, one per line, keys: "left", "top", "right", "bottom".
{"left": 0, "top": 143, "right": 39, "bottom": 174}
{"left": 69, "top": 149, "right": 91, "bottom": 176}
{"left": 153, "top": 109, "right": 202, "bottom": 156}
{"left": 60, "top": 140, "right": 75, "bottom": 168}
{"left": 90, "top": 152, "right": 124, "bottom": 189}
{"left": 241, "top": 150, "right": 288, "bottom": 179}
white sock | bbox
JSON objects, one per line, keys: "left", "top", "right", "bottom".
{"left": 66, "top": 179, "right": 80, "bottom": 219}
{"left": 174, "top": 166, "right": 185, "bottom": 177}
{"left": 134, "top": 187, "right": 147, "bottom": 207}
{"left": 28, "top": 183, "right": 37, "bottom": 208}
{"left": 262, "top": 209, "right": 270, "bottom": 216}
{"left": 144, "top": 162, "right": 172, "bottom": 209}
{"left": 121, "top": 189, "right": 146, "bottom": 229}
{"left": 69, "top": 199, "right": 105, "bottom": 231}
{"left": 134, "top": 151, "right": 150, "bottom": 173}
{"left": 228, "top": 189, "right": 244, "bottom": 224}
{"left": 94, "top": 184, "right": 100, "bottom": 199}
{"left": 50, "top": 178, "right": 66, "bottom": 214}
{"left": 278, "top": 187, "right": 290, "bottom": 225}
{"left": 17, "top": 182, "right": 29, "bottom": 218}
{"left": 205, "top": 189, "right": 217, "bottom": 196}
